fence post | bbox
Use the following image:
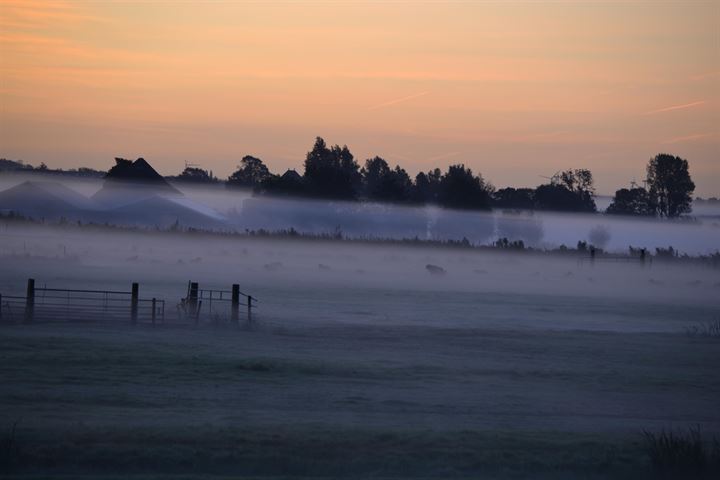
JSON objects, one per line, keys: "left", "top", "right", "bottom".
{"left": 247, "top": 295, "right": 253, "bottom": 321}
{"left": 131, "top": 282, "right": 139, "bottom": 324}
{"left": 24, "top": 278, "right": 35, "bottom": 323}
{"left": 189, "top": 282, "right": 199, "bottom": 325}
{"left": 0, "top": 292, "right": 3, "bottom": 321}
{"left": 151, "top": 298, "right": 156, "bottom": 325}
{"left": 231, "top": 284, "right": 240, "bottom": 323}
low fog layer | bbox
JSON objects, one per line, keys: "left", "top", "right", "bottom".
{"left": 1, "top": 222, "right": 718, "bottom": 333}
{"left": 1, "top": 174, "right": 719, "bottom": 255}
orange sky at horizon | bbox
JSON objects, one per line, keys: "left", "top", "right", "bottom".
{"left": 1, "top": 0, "right": 718, "bottom": 195}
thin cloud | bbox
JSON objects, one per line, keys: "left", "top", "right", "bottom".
{"left": 690, "top": 71, "right": 720, "bottom": 81}
{"left": 642, "top": 101, "right": 705, "bottom": 116}
{"left": 427, "top": 151, "right": 463, "bottom": 162}
{"left": 0, "top": 0, "right": 106, "bottom": 29}
{"left": 521, "top": 130, "right": 572, "bottom": 141}
{"left": 662, "top": 132, "right": 716, "bottom": 144}
{"left": 368, "top": 91, "right": 430, "bottom": 111}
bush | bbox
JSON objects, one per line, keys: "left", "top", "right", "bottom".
{"left": 685, "top": 319, "right": 720, "bottom": 338}
{"left": 642, "top": 426, "right": 719, "bottom": 476}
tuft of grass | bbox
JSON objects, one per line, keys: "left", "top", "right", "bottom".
{"left": 685, "top": 319, "right": 720, "bottom": 338}
{"left": 642, "top": 426, "right": 719, "bottom": 476}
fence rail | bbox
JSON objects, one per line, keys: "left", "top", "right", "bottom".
{"left": 1, "top": 279, "right": 255, "bottom": 326}
{"left": 180, "top": 281, "right": 256, "bottom": 324}
{"left": 0, "top": 279, "right": 164, "bottom": 324}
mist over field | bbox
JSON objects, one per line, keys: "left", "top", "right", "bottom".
{"left": 2, "top": 174, "right": 719, "bottom": 256}
{"left": 1, "top": 220, "right": 719, "bottom": 330}
{"left": 1, "top": 175, "right": 719, "bottom": 478}
{"left": 1, "top": 207, "right": 719, "bottom": 478}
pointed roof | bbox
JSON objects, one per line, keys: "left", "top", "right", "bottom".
{"left": 93, "top": 158, "right": 180, "bottom": 206}
{"left": 281, "top": 169, "right": 302, "bottom": 182}
{"left": 104, "top": 158, "right": 177, "bottom": 190}
{"left": 0, "top": 181, "right": 99, "bottom": 216}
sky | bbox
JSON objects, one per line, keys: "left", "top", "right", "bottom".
{"left": 1, "top": 0, "right": 718, "bottom": 196}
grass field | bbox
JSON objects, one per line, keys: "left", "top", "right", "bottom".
{"left": 1, "top": 226, "right": 719, "bottom": 478}
{"left": 1, "top": 321, "right": 719, "bottom": 478}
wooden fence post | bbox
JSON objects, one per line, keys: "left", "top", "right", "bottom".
{"left": 151, "top": 298, "right": 156, "bottom": 325}
{"left": 24, "top": 278, "right": 35, "bottom": 323}
{"left": 231, "top": 284, "right": 240, "bottom": 323}
{"left": 189, "top": 282, "right": 199, "bottom": 325}
{"left": 131, "top": 282, "right": 139, "bottom": 324}
{"left": 247, "top": 295, "right": 253, "bottom": 321}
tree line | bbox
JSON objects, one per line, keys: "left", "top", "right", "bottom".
{"left": 217, "top": 137, "right": 694, "bottom": 218}
{"left": 1, "top": 138, "right": 698, "bottom": 218}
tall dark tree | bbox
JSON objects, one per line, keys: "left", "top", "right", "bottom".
{"left": 381, "top": 166, "right": 413, "bottom": 202}
{"left": 412, "top": 171, "right": 431, "bottom": 203}
{"left": 645, "top": 153, "right": 694, "bottom": 218}
{"left": 493, "top": 187, "right": 535, "bottom": 210}
{"left": 412, "top": 168, "right": 442, "bottom": 203}
{"left": 558, "top": 168, "right": 596, "bottom": 211}
{"left": 437, "top": 164, "right": 493, "bottom": 210}
{"left": 228, "top": 155, "right": 271, "bottom": 188}
{"left": 361, "top": 156, "right": 391, "bottom": 198}
{"left": 534, "top": 184, "right": 586, "bottom": 212}
{"left": 361, "top": 157, "right": 412, "bottom": 202}
{"left": 303, "top": 137, "right": 361, "bottom": 199}
{"left": 335, "top": 144, "right": 362, "bottom": 194}
{"left": 606, "top": 187, "right": 654, "bottom": 216}
{"left": 534, "top": 168, "right": 596, "bottom": 212}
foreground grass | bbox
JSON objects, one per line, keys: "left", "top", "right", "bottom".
{"left": 1, "top": 323, "right": 719, "bottom": 478}
{"left": 1, "top": 424, "right": 649, "bottom": 478}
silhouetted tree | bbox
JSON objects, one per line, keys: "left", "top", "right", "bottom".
{"left": 645, "top": 153, "right": 694, "bottom": 217}
{"left": 412, "top": 168, "right": 442, "bottom": 203}
{"left": 606, "top": 187, "right": 654, "bottom": 216}
{"left": 412, "top": 172, "right": 430, "bottom": 203}
{"left": 0, "top": 158, "right": 33, "bottom": 171}
{"left": 361, "top": 156, "right": 391, "bottom": 198}
{"left": 493, "top": 187, "right": 535, "bottom": 210}
{"left": 534, "top": 184, "right": 584, "bottom": 212}
{"left": 534, "top": 169, "right": 596, "bottom": 212}
{"left": 437, "top": 164, "right": 493, "bottom": 210}
{"left": 559, "top": 168, "right": 596, "bottom": 211}
{"left": 175, "top": 167, "right": 217, "bottom": 183}
{"left": 260, "top": 169, "right": 305, "bottom": 196}
{"left": 361, "top": 157, "right": 413, "bottom": 202}
{"left": 303, "top": 137, "right": 361, "bottom": 199}
{"left": 228, "top": 155, "right": 271, "bottom": 188}
{"left": 494, "top": 237, "right": 525, "bottom": 250}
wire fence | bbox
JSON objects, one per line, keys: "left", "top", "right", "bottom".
{"left": 1, "top": 279, "right": 255, "bottom": 326}
{"left": 0, "top": 281, "right": 164, "bottom": 324}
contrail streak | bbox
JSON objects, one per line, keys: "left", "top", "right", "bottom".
{"left": 643, "top": 100, "right": 705, "bottom": 115}
{"left": 662, "top": 132, "right": 715, "bottom": 144}
{"left": 368, "top": 91, "right": 430, "bottom": 110}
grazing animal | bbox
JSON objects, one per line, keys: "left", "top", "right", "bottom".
{"left": 426, "top": 264, "right": 446, "bottom": 276}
